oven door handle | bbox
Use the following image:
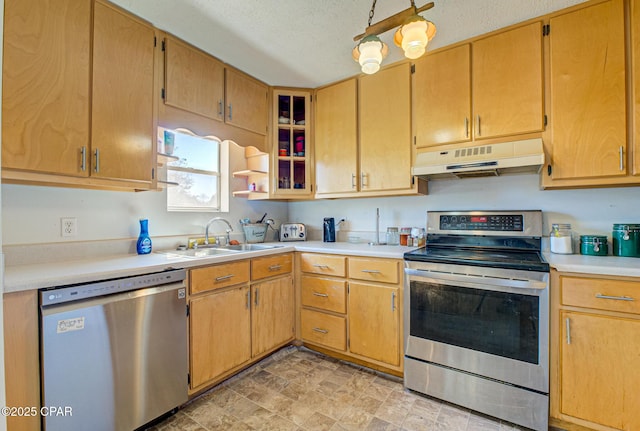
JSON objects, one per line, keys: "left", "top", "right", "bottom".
{"left": 404, "top": 268, "right": 548, "bottom": 292}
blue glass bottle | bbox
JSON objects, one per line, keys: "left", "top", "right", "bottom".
{"left": 137, "top": 218, "right": 152, "bottom": 255}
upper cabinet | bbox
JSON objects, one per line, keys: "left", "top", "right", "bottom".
{"left": 543, "top": 0, "right": 634, "bottom": 188}
{"left": 272, "top": 89, "right": 313, "bottom": 198}
{"left": 160, "top": 35, "right": 269, "bottom": 151}
{"left": 225, "top": 68, "right": 269, "bottom": 136}
{"left": 91, "top": 0, "right": 156, "bottom": 184}
{"left": 315, "top": 78, "right": 359, "bottom": 195}
{"left": 414, "top": 22, "right": 543, "bottom": 148}
{"left": 2, "top": 0, "right": 91, "bottom": 176}
{"left": 359, "top": 62, "right": 413, "bottom": 192}
{"left": 634, "top": 0, "right": 640, "bottom": 177}
{"left": 163, "top": 35, "right": 225, "bottom": 121}
{"left": 2, "top": 0, "right": 155, "bottom": 190}
{"left": 315, "top": 64, "right": 424, "bottom": 198}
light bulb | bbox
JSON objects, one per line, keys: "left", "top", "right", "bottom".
{"left": 400, "top": 20, "right": 428, "bottom": 59}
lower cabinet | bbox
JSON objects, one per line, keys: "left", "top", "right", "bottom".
{"left": 298, "top": 252, "right": 403, "bottom": 375}
{"left": 189, "top": 253, "right": 294, "bottom": 393}
{"left": 551, "top": 271, "right": 640, "bottom": 431}
{"left": 3, "top": 290, "right": 40, "bottom": 431}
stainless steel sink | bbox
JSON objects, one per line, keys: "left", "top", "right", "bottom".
{"left": 220, "top": 244, "right": 285, "bottom": 251}
{"left": 155, "top": 247, "right": 241, "bottom": 258}
{"left": 155, "top": 243, "right": 284, "bottom": 258}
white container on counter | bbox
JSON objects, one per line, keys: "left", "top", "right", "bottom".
{"left": 550, "top": 223, "right": 573, "bottom": 254}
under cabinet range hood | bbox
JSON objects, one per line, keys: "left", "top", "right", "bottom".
{"left": 412, "top": 138, "right": 545, "bottom": 179}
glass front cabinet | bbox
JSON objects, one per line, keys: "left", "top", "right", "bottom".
{"left": 272, "top": 89, "right": 312, "bottom": 198}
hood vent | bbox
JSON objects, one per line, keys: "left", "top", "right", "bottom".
{"left": 412, "top": 138, "right": 545, "bottom": 180}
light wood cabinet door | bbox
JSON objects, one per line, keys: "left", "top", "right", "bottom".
{"left": 359, "top": 63, "right": 412, "bottom": 191}
{"left": 164, "top": 35, "right": 225, "bottom": 121}
{"left": 4, "top": 291, "right": 40, "bottom": 431}
{"left": 315, "top": 78, "right": 358, "bottom": 195}
{"left": 561, "top": 311, "right": 640, "bottom": 430}
{"left": 348, "top": 282, "right": 400, "bottom": 366}
{"left": 225, "top": 68, "right": 268, "bottom": 135}
{"left": 92, "top": 1, "right": 155, "bottom": 183}
{"left": 251, "top": 275, "right": 295, "bottom": 357}
{"left": 301, "top": 308, "right": 347, "bottom": 351}
{"left": 190, "top": 260, "right": 250, "bottom": 295}
{"left": 300, "top": 253, "right": 347, "bottom": 277}
{"left": 472, "top": 21, "right": 544, "bottom": 140}
{"left": 549, "top": 0, "right": 626, "bottom": 180}
{"left": 632, "top": 0, "right": 640, "bottom": 176}
{"left": 348, "top": 257, "right": 399, "bottom": 284}
{"left": 414, "top": 44, "right": 471, "bottom": 148}
{"left": 301, "top": 276, "right": 347, "bottom": 314}
{"left": 251, "top": 253, "right": 293, "bottom": 281}
{"left": 190, "top": 286, "right": 251, "bottom": 389}
{"left": 2, "top": 0, "right": 91, "bottom": 176}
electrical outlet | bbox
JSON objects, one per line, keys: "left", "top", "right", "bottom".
{"left": 61, "top": 217, "right": 77, "bottom": 237}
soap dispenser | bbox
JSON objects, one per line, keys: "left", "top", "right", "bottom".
{"left": 137, "top": 218, "right": 152, "bottom": 254}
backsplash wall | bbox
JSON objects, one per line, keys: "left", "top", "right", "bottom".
{"left": 288, "top": 174, "right": 640, "bottom": 243}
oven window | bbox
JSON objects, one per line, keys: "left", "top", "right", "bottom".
{"left": 410, "top": 281, "right": 539, "bottom": 364}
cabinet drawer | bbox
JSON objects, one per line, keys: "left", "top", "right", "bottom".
{"left": 251, "top": 253, "right": 292, "bottom": 281}
{"left": 190, "top": 260, "right": 250, "bottom": 294}
{"left": 301, "top": 309, "right": 346, "bottom": 351}
{"left": 348, "top": 257, "right": 399, "bottom": 284}
{"left": 561, "top": 276, "right": 640, "bottom": 315}
{"left": 301, "top": 276, "right": 347, "bottom": 313}
{"left": 300, "top": 253, "right": 346, "bottom": 277}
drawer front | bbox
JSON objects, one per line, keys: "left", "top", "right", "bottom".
{"left": 300, "top": 308, "right": 346, "bottom": 351}
{"left": 190, "top": 260, "right": 250, "bottom": 294}
{"left": 300, "top": 253, "right": 347, "bottom": 277}
{"left": 562, "top": 276, "right": 640, "bottom": 315}
{"left": 251, "top": 253, "right": 293, "bottom": 281}
{"left": 301, "top": 276, "right": 347, "bottom": 313}
{"left": 348, "top": 257, "right": 399, "bottom": 284}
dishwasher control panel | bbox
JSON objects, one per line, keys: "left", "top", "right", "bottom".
{"left": 41, "top": 269, "right": 186, "bottom": 307}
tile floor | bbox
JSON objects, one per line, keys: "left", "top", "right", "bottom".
{"left": 148, "top": 347, "right": 527, "bottom": 431}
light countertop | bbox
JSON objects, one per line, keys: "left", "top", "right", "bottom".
{"left": 4, "top": 242, "right": 639, "bottom": 294}
{"left": 3, "top": 241, "right": 415, "bottom": 293}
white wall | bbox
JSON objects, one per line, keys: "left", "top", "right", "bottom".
{"left": 289, "top": 174, "right": 640, "bottom": 243}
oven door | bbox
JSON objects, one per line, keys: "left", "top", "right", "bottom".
{"left": 404, "top": 262, "right": 549, "bottom": 393}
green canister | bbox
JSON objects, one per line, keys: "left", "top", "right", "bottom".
{"left": 579, "top": 235, "right": 608, "bottom": 256}
{"left": 612, "top": 224, "right": 640, "bottom": 257}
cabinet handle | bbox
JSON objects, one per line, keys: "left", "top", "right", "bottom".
{"left": 218, "top": 100, "right": 223, "bottom": 118}
{"left": 351, "top": 173, "right": 356, "bottom": 189}
{"left": 476, "top": 115, "right": 481, "bottom": 137}
{"left": 619, "top": 146, "right": 624, "bottom": 171}
{"left": 228, "top": 103, "right": 233, "bottom": 121}
{"left": 254, "top": 287, "right": 259, "bottom": 306}
{"left": 312, "top": 327, "right": 328, "bottom": 334}
{"left": 391, "top": 291, "right": 396, "bottom": 312}
{"left": 361, "top": 172, "right": 367, "bottom": 188}
{"left": 214, "top": 274, "right": 234, "bottom": 282}
{"left": 313, "top": 292, "right": 329, "bottom": 298}
{"left": 313, "top": 264, "right": 330, "bottom": 269}
{"left": 565, "top": 317, "right": 571, "bottom": 345}
{"left": 595, "top": 293, "right": 634, "bottom": 302}
{"left": 246, "top": 290, "right": 250, "bottom": 309}
{"left": 80, "top": 147, "right": 87, "bottom": 172}
{"left": 94, "top": 149, "right": 100, "bottom": 173}
{"left": 361, "top": 269, "right": 381, "bottom": 274}
{"left": 268, "top": 264, "right": 282, "bottom": 271}
{"left": 464, "top": 117, "right": 469, "bottom": 138}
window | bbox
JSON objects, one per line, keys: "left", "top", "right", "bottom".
{"left": 160, "top": 128, "right": 229, "bottom": 212}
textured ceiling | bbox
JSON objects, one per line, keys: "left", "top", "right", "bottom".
{"left": 110, "top": 0, "right": 588, "bottom": 88}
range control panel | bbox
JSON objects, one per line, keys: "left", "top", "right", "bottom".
{"left": 440, "top": 214, "right": 523, "bottom": 232}
{"left": 426, "top": 210, "right": 543, "bottom": 238}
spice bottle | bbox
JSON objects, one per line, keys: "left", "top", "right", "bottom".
{"left": 550, "top": 223, "right": 573, "bottom": 254}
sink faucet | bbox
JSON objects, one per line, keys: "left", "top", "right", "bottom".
{"left": 204, "top": 217, "right": 234, "bottom": 245}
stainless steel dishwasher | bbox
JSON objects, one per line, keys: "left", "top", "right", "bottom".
{"left": 40, "top": 269, "right": 188, "bottom": 431}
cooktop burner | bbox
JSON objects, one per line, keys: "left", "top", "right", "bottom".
{"left": 404, "top": 246, "right": 549, "bottom": 272}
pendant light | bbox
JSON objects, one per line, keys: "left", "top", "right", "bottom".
{"left": 353, "top": 1, "right": 436, "bottom": 74}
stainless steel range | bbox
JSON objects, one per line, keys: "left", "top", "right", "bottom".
{"left": 403, "top": 210, "right": 550, "bottom": 431}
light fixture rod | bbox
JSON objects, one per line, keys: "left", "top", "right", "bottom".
{"left": 353, "top": 2, "right": 434, "bottom": 42}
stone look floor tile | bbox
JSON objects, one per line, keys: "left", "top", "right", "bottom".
{"left": 150, "top": 348, "right": 508, "bottom": 431}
